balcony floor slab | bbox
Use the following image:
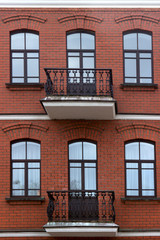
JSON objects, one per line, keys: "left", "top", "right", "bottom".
{"left": 41, "top": 96, "right": 116, "bottom": 120}
{"left": 43, "top": 222, "right": 119, "bottom": 237}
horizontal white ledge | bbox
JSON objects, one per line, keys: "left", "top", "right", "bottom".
{"left": 0, "top": 114, "right": 160, "bottom": 120}
{"left": 0, "top": 0, "right": 160, "bottom": 8}
{"left": 2, "top": 230, "right": 160, "bottom": 237}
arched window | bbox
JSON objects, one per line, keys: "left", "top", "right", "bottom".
{"left": 123, "top": 30, "right": 153, "bottom": 84}
{"left": 11, "top": 30, "right": 39, "bottom": 83}
{"left": 125, "top": 140, "right": 156, "bottom": 197}
{"left": 11, "top": 140, "right": 41, "bottom": 197}
{"left": 66, "top": 31, "right": 96, "bottom": 95}
{"left": 68, "top": 140, "right": 97, "bottom": 191}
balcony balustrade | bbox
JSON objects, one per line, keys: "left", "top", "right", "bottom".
{"left": 46, "top": 190, "right": 115, "bottom": 223}
{"left": 41, "top": 68, "right": 116, "bottom": 119}
{"left": 44, "top": 68, "right": 113, "bottom": 97}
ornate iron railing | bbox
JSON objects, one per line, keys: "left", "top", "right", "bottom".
{"left": 47, "top": 190, "right": 115, "bottom": 222}
{"left": 44, "top": 68, "right": 113, "bottom": 97}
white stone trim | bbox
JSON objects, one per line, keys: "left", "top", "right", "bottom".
{"left": 0, "top": 232, "right": 51, "bottom": 237}
{"left": 0, "top": 0, "right": 160, "bottom": 8}
{"left": 1, "top": 231, "right": 160, "bottom": 237}
{"left": 117, "top": 232, "right": 160, "bottom": 237}
{"left": 0, "top": 114, "right": 159, "bottom": 120}
{"left": 115, "top": 114, "right": 160, "bottom": 120}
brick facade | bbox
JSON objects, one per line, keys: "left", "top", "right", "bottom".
{"left": 0, "top": 5, "right": 160, "bottom": 240}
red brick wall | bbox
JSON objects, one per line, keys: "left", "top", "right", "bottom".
{"left": 0, "top": 119, "right": 160, "bottom": 230}
{"left": 0, "top": 8, "right": 159, "bottom": 114}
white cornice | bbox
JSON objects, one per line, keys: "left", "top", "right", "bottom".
{"left": 0, "top": 0, "right": 160, "bottom": 8}
{"left": 0, "top": 114, "right": 159, "bottom": 120}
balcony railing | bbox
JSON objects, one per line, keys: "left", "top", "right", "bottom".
{"left": 44, "top": 68, "right": 113, "bottom": 97}
{"left": 47, "top": 190, "right": 115, "bottom": 223}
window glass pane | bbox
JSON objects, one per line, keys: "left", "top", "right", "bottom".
{"left": 70, "top": 168, "right": 81, "bottom": 190}
{"left": 12, "top": 78, "right": 24, "bottom": 83}
{"left": 83, "top": 53, "right": 94, "bottom": 56}
{"left": 140, "top": 142, "right": 154, "bottom": 160}
{"left": 142, "top": 163, "right": 154, "bottom": 168}
{"left": 83, "top": 57, "right": 94, "bottom": 69}
{"left": 67, "top": 33, "right": 80, "bottom": 49}
{"left": 84, "top": 163, "right": 96, "bottom": 167}
{"left": 28, "top": 169, "right": 40, "bottom": 189}
{"left": 27, "top": 142, "right": 40, "bottom": 160}
{"left": 83, "top": 142, "right": 96, "bottom": 160}
{"left": 12, "top": 59, "right": 24, "bottom": 77}
{"left": 140, "top": 53, "right": 151, "bottom": 58}
{"left": 142, "top": 190, "right": 154, "bottom": 196}
{"left": 126, "top": 169, "right": 138, "bottom": 189}
{"left": 68, "top": 57, "right": 80, "bottom": 68}
{"left": 28, "top": 190, "right": 40, "bottom": 196}
{"left": 27, "top": 78, "right": 39, "bottom": 83}
{"left": 69, "top": 142, "right": 82, "bottom": 160}
{"left": 125, "top": 53, "right": 136, "bottom": 58}
{"left": 13, "top": 163, "right": 25, "bottom": 168}
{"left": 28, "top": 163, "right": 40, "bottom": 168}
{"left": 126, "top": 163, "right": 138, "bottom": 168}
{"left": 125, "top": 59, "right": 137, "bottom": 77}
{"left": 27, "top": 53, "right": 39, "bottom": 57}
{"left": 125, "top": 142, "right": 139, "bottom": 160}
{"left": 85, "top": 168, "right": 96, "bottom": 190}
{"left": 127, "top": 190, "right": 139, "bottom": 196}
{"left": 70, "top": 163, "right": 81, "bottom": 167}
{"left": 125, "top": 78, "right": 137, "bottom": 83}
{"left": 142, "top": 169, "right": 154, "bottom": 189}
{"left": 12, "top": 190, "right": 25, "bottom": 196}
{"left": 27, "top": 59, "right": 39, "bottom": 77}
{"left": 81, "top": 33, "right": 95, "bottom": 50}
{"left": 140, "top": 78, "right": 152, "bottom": 84}
{"left": 138, "top": 33, "right": 152, "bottom": 50}
{"left": 140, "top": 59, "right": 152, "bottom": 77}
{"left": 11, "top": 33, "right": 24, "bottom": 50}
{"left": 124, "top": 33, "right": 137, "bottom": 50}
{"left": 12, "top": 53, "right": 24, "bottom": 57}
{"left": 26, "top": 33, "right": 39, "bottom": 50}
{"left": 12, "top": 142, "right": 26, "bottom": 160}
{"left": 68, "top": 52, "right": 80, "bottom": 56}
{"left": 12, "top": 169, "right": 25, "bottom": 189}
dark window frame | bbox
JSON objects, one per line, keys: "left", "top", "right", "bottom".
{"left": 10, "top": 30, "right": 40, "bottom": 84}
{"left": 66, "top": 30, "right": 96, "bottom": 70}
{"left": 125, "top": 139, "right": 156, "bottom": 198}
{"left": 68, "top": 139, "right": 98, "bottom": 191}
{"left": 123, "top": 30, "right": 153, "bottom": 84}
{"left": 11, "top": 139, "right": 41, "bottom": 198}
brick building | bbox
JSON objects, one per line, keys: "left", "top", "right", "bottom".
{"left": 1, "top": 0, "right": 160, "bottom": 239}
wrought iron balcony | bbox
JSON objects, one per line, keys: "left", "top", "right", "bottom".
{"left": 41, "top": 68, "right": 116, "bottom": 119}
{"left": 44, "top": 68, "right": 113, "bottom": 97}
{"left": 46, "top": 190, "right": 115, "bottom": 223}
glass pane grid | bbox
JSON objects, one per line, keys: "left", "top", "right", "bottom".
{"left": 125, "top": 141, "right": 155, "bottom": 197}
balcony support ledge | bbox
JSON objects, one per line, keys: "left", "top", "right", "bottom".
{"left": 41, "top": 96, "right": 116, "bottom": 120}
{"left": 43, "top": 222, "right": 119, "bottom": 237}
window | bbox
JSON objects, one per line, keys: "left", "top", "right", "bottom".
{"left": 69, "top": 140, "right": 97, "bottom": 191}
{"left": 123, "top": 31, "right": 153, "bottom": 84}
{"left": 11, "top": 140, "right": 40, "bottom": 197}
{"left": 11, "top": 31, "right": 39, "bottom": 83}
{"left": 125, "top": 140, "right": 156, "bottom": 197}
{"left": 66, "top": 31, "right": 96, "bottom": 95}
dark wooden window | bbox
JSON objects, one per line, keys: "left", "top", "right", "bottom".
{"left": 11, "top": 140, "right": 41, "bottom": 197}
{"left": 125, "top": 140, "right": 156, "bottom": 197}
{"left": 123, "top": 30, "right": 153, "bottom": 84}
{"left": 11, "top": 31, "right": 39, "bottom": 83}
{"left": 66, "top": 31, "right": 96, "bottom": 95}
{"left": 69, "top": 140, "right": 97, "bottom": 191}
